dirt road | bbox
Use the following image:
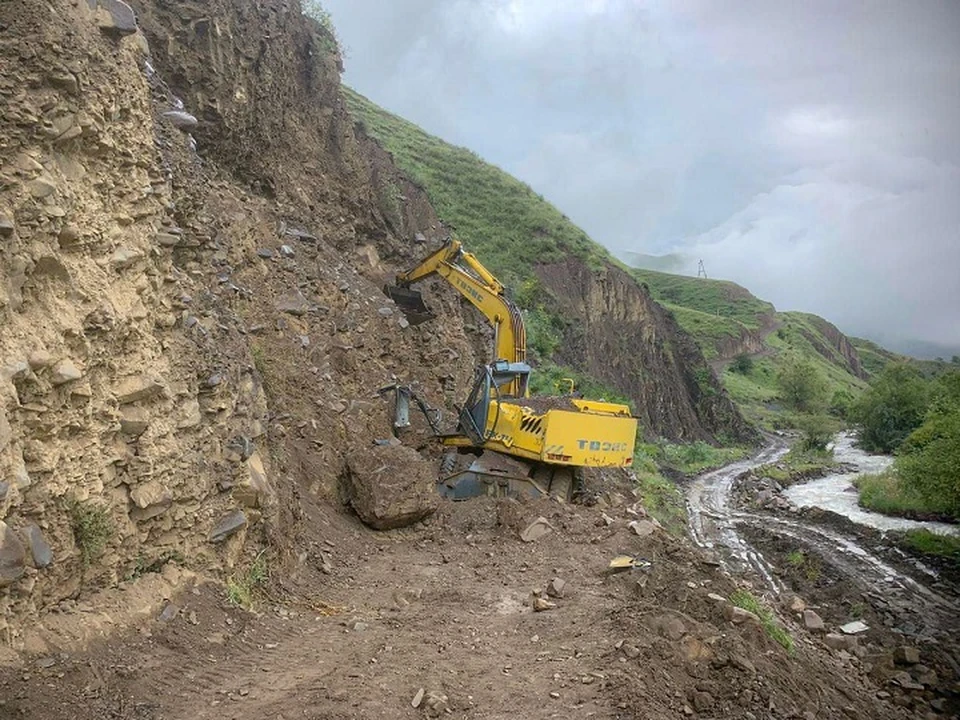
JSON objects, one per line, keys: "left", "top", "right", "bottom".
{"left": 2, "top": 476, "right": 916, "bottom": 720}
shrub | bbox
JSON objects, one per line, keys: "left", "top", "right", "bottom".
{"left": 777, "top": 356, "right": 827, "bottom": 413}
{"left": 67, "top": 500, "right": 113, "bottom": 566}
{"left": 853, "top": 363, "right": 930, "bottom": 453}
{"left": 731, "top": 353, "right": 754, "bottom": 375}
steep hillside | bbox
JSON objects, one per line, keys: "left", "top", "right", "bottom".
{"left": 629, "top": 269, "right": 874, "bottom": 425}
{"left": 0, "top": 0, "right": 484, "bottom": 638}
{"left": 343, "top": 88, "right": 755, "bottom": 444}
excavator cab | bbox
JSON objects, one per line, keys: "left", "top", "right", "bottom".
{"left": 458, "top": 360, "right": 532, "bottom": 444}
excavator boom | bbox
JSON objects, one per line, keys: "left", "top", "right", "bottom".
{"left": 386, "top": 238, "right": 638, "bottom": 501}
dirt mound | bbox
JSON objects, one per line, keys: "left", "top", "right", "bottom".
{"left": 344, "top": 443, "right": 439, "bottom": 529}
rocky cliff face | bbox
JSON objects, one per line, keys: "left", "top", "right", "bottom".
{"left": 0, "top": 0, "right": 756, "bottom": 640}
{"left": 0, "top": 0, "right": 479, "bottom": 640}
{"left": 537, "top": 261, "right": 755, "bottom": 443}
{"left": 803, "top": 316, "right": 868, "bottom": 380}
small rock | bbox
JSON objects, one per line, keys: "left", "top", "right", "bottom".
{"left": 546, "top": 577, "right": 566, "bottom": 598}
{"left": 48, "top": 71, "right": 79, "bottom": 94}
{"left": 0, "top": 521, "right": 27, "bottom": 587}
{"left": 628, "top": 519, "right": 657, "bottom": 537}
{"left": 693, "top": 691, "right": 714, "bottom": 712}
{"left": 891, "top": 670, "right": 924, "bottom": 691}
{"left": 256, "top": 248, "right": 274, "bottom": 259}
{"left": 276, "top": 290, "right": 310, "bottom": 316}
{"left": 803, "top": 609, "right": 825, "bottom": 633}
{"left": 110, "top": 246, "right": 142, "bottom": 269}
{"left": 161, "top": 110, "right": 198, "bottom": 130}
{"left": 209, "top": 510, "right": 247, "bottom": 543}
{"left": 411, "top": 688, "right": 425, "bottom": 708}
{"left": 36, "top": 657, "right": 56, "bottom": 669}
{"left": 22, "top": 525, "right": 53, "bottom": 569}
{"left": 788, "top": 595, "right": 806, "bottom": 613}
{"left": 114, "top": 375, "right": 164, "bottom": 404}
{"left": 893, "top": 646, "right": 920, "bottom": 665}
{"left": 155, "top": 232, "right": 181, "bottom": 247}
{"left": 57, "top": 225, "right": 80, "bottom": 248}
{"left": 839, "top": 620, "right": 869, "bottom": 635}
{"left": 520, "top": 517, "right": 553, "bottom": 543}
{"left": 724, "top": 605, "right": 760, "bottom": 625}
{"left": 532, "top": 596, "right": 556, "bottom": 612}
{"left": 825, "top": 633, "right": 857, "bottom": 652}
{"left": 119, "top": 407, "right": 150, "bottom": 436}
{"left": 50, "top": 359, "right": 82, "bottom": 385}
{"left": 423, "top": 691, "right": 448, "bottom": 719}
{"left": 28, "top": 351, "right": 54, "bottom": 370}
{"left": 158, "top": 603, "right": 180, "bottom": 622}
{"left": 621, "top": 643, "right": 641, "bottom": 659}
{"left": 279, "top": 245, "right": 295, "bottom": 258}
{"left": 0, "top": 216, "right": 14, "bottom": 238}
{"left": 28, "top": 177, "right": 57, "bottom": 198}
{"left": 377, "top": 306, "right": 394, "bottom": 317}
{"left": 97, "top": 0, "right": 138, "bottom": 36}
{"left": 658, "top": 616, "right": 686, "bottom": 640}
{"left": 707, "top": 593, "right": 727, "bottom": 604}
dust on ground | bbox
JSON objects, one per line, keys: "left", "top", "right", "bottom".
{"left": 0, "top": 484, "right": 917, "bottom": 720}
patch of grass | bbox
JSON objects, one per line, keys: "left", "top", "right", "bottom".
{"left": 641, "top": 440, "right": 747, "bottom": 475}
{"left": 632, "top": 447, "right": 687, "bottom": 534}
{"left": 67, "top": 500, "right": 113, "bottom": 566}
{"left": 854, "top": 469, "right": 952, "bottom": 518}
{"left": 226, "top": 553, "right": 269, "bottom": 610}
{"left": 900, "top": 530, "right": 960, "bottom": 560}
{"left": 754, "top": 438, "right": 838, "bottom": 484}
{"left": 786, "top": 550, "right": 806, "bottom": 568}
{"left": 343, "top": 86, "right": 611, "bottom": 297}
{"left": 729, "top": 589, "right": 795, "bottom": 653}
{"left": 631, "top": 269, "right": 774, "bottom": 329}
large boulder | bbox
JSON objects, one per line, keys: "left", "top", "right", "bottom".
{"left": 345, "top": 444, "right": 439, "bottom": 530}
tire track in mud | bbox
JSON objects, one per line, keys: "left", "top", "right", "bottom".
{"left": 685, "top": 439, "right": 959, "bottom": 638}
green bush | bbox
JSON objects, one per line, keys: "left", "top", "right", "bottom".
{"left": 777, "top": 356, "right": 827, "bottom": 412}
{"left": 731, "top": 353, "right": 754, "bottom": 375}
{"left": 67, "top": 500, "right": 113, "bottom": 566}
{"left": 901, "top": 529, "right": 960, "bottom": 560}
{"left": 853, "top": 363, "right": 930, "bottom": 453}
{"left": 896, "top": 408, "right": 960, "bottom": 519}
{"left": 795, "top": 414, "right": 840, "bottom": 452}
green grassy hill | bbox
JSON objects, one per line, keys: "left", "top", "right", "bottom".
{"left": 344, "top": 87, "right": 610, "bottom": 291}
{"left": 630, "top": 269, "right": 876, "bottom": 428}
{"left": 343, "top": 85, "right": 900, "bottom": 434}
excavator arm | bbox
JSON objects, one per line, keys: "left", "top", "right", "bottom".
{"left": 391, "top": 239, "right": 529, "bottom": 397}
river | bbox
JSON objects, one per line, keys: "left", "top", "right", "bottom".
{"left": 782, "top": 432, "right": 960, "bottom": 536}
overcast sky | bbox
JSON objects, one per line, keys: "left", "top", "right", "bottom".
{"left": 323, "top": 0, "right": 960, "bottom": 354}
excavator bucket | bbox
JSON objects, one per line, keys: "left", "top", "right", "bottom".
{"left": 384, "top": 285, "right": 434, "bottom": 325}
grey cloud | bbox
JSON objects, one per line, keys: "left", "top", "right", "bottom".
{"left": 323, "top": 0, "right": 960, "bottom": 350}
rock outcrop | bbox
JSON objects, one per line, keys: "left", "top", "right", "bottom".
{"left": 537, "top": 260, "right": 756, "bottom": 442}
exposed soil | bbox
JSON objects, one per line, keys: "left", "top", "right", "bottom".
{"left": 0, "top": 489, "right": 911, "bottom": 720}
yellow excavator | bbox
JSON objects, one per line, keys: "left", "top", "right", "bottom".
{"left": 383, "top": 238, "right": 638, "bottom": 501}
